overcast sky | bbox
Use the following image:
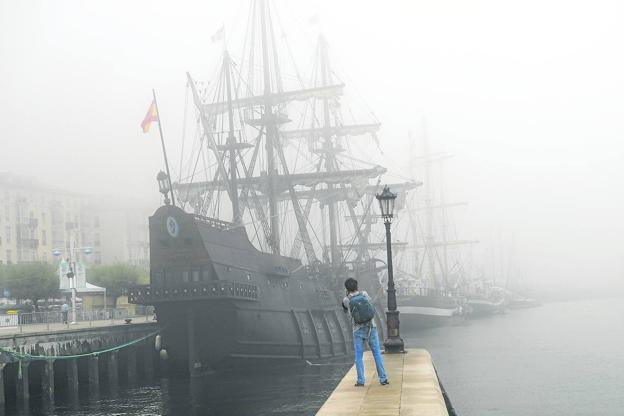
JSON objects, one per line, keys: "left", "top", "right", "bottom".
{"left": 1, "top": 0, "right": 623, "bottom": 292}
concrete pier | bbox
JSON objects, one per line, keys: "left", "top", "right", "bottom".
{"left": 316, "top": 349, "right": 449, "bottom": 416}
{"left": 0, "top": 321, "right": 157, "bottom": 410}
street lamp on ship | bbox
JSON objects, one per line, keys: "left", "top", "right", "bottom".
{"left": 157, "top": 171, "right": 171, "bottom": 205}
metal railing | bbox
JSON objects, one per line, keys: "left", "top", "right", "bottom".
{"left": 0, "top": 306, "right": 155, "bottom": 332}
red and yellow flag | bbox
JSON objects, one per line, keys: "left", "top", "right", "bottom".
{"left": 141, "top": 99, "right": 159, "bottom": 133}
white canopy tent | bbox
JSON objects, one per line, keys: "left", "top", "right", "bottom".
{"left": 61, "top": 282, "right": 107, "bottom": 307}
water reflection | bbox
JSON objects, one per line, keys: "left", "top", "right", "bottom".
{"left": 18, "top": 360, "right": 350, "bottom": 416}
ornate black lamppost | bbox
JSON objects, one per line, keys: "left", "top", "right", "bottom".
{"left": 376, "top": 185, "right": 405, "bottom": 353}
{"left": 157, "top": 170, "right": 171, "bottom": 205}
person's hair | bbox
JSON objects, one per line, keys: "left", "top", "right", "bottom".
{"left": 344, "top": 278, "right": 358, "bottom": 292}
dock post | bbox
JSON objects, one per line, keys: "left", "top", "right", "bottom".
{"left": 88, "top": 356, "right": 99, "bottom": 398}
{"left": 126, "top": 346, "right": 137, "bottom": 385}
{"left": 0, "top": 363, "right": 6, "bottom": 407}
{"left": 42, "top": 360, "right": 55, "bottom": 404}
{"left": 108, "top": 351, "right": 119, "bottom": 391}
{"left": 187, "top": 310, "right": 201, "bottom": 377}
{"left": 66, "top": 358, "right": 79, "bottom": 402}
{"left": 143, "top": 339, "right": 154, "bottom": 381}
{"left": 15, "top": 361, "right": 30, "bottom": 405}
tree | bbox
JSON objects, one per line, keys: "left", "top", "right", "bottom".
{"left": 0, "top": 264, "right": 8, "bottom": 296}
{"left": 89, "top": 263, "right": 148, "bottom": 308}
{"left": 6, "top": 262, "right": 60, "bottom": 311}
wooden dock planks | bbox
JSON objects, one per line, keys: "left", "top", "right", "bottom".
{"left": 316, "top": 349, "right": 449, "bottom": 416}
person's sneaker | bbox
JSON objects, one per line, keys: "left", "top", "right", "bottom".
{"left": 380, "top": 380, "right": 389, "bottom": 385}
{"left": 355, "top": 382, "right": 365, "bottom": 387}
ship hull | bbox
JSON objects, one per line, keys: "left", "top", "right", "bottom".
{"left": 129, "top": 206, "right": 387, "bottom": 375}
{"left": 155, "top": 299, "right": 356, "bottom": 374}
{"left": 396, "top": 294, "right": 464, "bottom": 331}
{"left": 467, "top": 298, "right": 505, "bottom": 317}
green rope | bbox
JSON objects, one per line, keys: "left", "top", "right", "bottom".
{"left": 0, "top": 327, "right": 162, "bottom": 362}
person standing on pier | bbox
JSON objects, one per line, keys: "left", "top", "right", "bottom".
{"left": 342, "top": 278, "right": 389, "bottom": 387}
{"left": 61, "top": 301, "right": 69, "bottom": 324}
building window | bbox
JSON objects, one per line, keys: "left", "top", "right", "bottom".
{"left": 6, "top": 250, "right": 11, "bottom": 264}
{"left": 41, "top": 230, "right": 47, "bottom": 246}
{"left": 192, "top": 270, "right": 200, "bottom": 282}
{"left": 182, "top": 271, "right": 189, "bottom": 283}
{"left": 5, "top": 227, "right": 10, "bottom": 244}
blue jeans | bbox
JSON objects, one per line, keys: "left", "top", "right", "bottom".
{"left": 353, "top": 325, "right": 387, "bottom": 384}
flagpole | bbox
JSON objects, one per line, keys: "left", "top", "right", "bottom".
{"left": 152, "top": 89, "right": 176, "bottom": 207}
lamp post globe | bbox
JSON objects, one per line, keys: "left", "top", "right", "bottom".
{"left": 376, "top": 185, "right": 397, "bottom": 220}
{"left": 375, "top": 185, "right": 404, "bottom": 353}
{"left": 157, "top": 170, "right": 171, "bottom": 205}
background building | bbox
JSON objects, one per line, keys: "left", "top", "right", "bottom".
{"left": 0, "top": 172, "right": 151, "bottom": 266}
{"left": 85, "top": 197, "right": 151, "bottom": 267}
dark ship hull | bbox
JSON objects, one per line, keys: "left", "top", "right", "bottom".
{"left": 129, "top": 206, "right": 383, "bottom": 375}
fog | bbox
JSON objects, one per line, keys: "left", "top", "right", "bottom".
{"left": 1, "top": 0, "right": 623, "bottom": 294}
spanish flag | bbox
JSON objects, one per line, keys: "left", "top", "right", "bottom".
{"left": 141, "top": 99, "right": 159, "bottom": 133}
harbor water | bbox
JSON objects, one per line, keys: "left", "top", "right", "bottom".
{"left": 15, "top": 297, "right": 624, "bottom": 416}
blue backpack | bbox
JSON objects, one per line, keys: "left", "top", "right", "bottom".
{"left": 349, "top": 293, "right": 376, "bottom": 325}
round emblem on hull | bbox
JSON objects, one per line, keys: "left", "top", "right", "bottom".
{"left": 166, "top": 216, "right": 180, "bottom": 238}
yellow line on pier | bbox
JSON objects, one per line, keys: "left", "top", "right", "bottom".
{"left": 316, "top": 349, "right": 449, "bottom": 416}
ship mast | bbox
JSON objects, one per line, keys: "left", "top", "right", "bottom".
{"left": 319, "top": 35, "right": 340, "bottom": 273}
{"left": 224, "top": 50, "right": 241, "bottom": 225}
{"left": 259, "top": 0, "right": 280, "bottom": 253}
{"left": 422, "top": 122, "right": 438, "bottom": 288}
{"left": 413, "top": 123, "right": 478, "bottom": 290}
{"left": 179, "top": 2, "right": 405, "bottom": 267}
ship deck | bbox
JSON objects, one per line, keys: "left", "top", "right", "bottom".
{"left": 316, "top": 349, "right": 449, "bottom": 416}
